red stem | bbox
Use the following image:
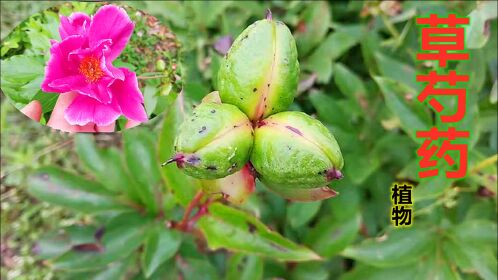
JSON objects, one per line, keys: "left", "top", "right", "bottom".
{"left": 176, "top": 190, "right": 204, "bottom": 231}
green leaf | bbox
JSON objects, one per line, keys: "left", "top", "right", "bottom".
{"left": 141, "top": 224, "right": 182, "bottom": 278}
{"left": 27, "top": 167, "right": 128, "bottom": 213}
{"left": 373, "top": 77, "right": 432, "bottom": 142}
{"left": 93, "top": 256, "right": 134, "bottom": 280}
{"left": 26, "top": 28, "right": 51, "bottom": 53}
{"left": 0, "top": 55, "right": 44, "bottom": 82}
{"left": 290, "top": 262, "right": 328, "bottom": 280}
{"left": 340, "top": 264, "right": 418, "bottom": 280}
{"left": 129, "top": 1, "right": 187, "bottom": 28}
{"left": 158, "top": 95, "right": 200, "bottom": 206}
{"left": 295, "top": 1, "right": 331, "bottom": 57}
{"left": 32, "top": 90, "right": 58, "bottom": 113}
{"left": 340, "top": 257, "right": 459, "bottom": 280}
{"left": 303, "top": 25, "right": 364, "bottom": 83}
{"left": 413, "top": 171, "right": 455, "bottom": 201}
{"left": 52, "top": 213, "right": 150, "bottom": 271}
{"left": 123, "top": 128, "right": 161, "bottom": 214}
{"left": 360, "top": 32, "right": 382, "bottom": 75}
{"left": 333, "top": 63, "right": 367, "bottom": 110}
{"left": 75, "top": 135, "right": 140, "bottom": 202}
{"left": 305, "top": 183, "right": 361, "bottom": 257}
{"left": 286, "top": 201, "right": 321, "bottom": 228}
{"left": 198, "top": 203, "right": 321, "bottom": 262}
{"left": 308, "top": 212, "right": 361, "bottom": 258}
{"left": 444, "top": 237, "right": 496, "bottom": 280}
{"left": 342, "top": 226, "right": 435, "bottom": 267}
{"left": 187, "top": 1, "right": 232, "bottom": 28}
{"left": 446, "top": 219, "right": 498, "bottom": 278}
{"left": 450, "top": 49, "right": 486, "bottom": 149}
{"left": 35, "top": 225, "right": 98, "bottom": 260}
{"left": 309, "top": 91, "right": 353, "bottom": 131}
{"left": 227, "top": 254, "right": 264, "bottom": 280}
{"left": 344, "top": 150, "right": 381, "bottom": 185}
{"left": 374, "top": 52, "right": 420, "bottom": 92}
{"left": 177, "top": 257, "right": 220, "bottom": 280}
{"left": 1, "top": 32, "right": 22, "bottom": 56}
{"left": 0, "top": 55, "right": 45, "bottom": 104}
{"left": 144, "top": 84, "right": 158, "bottom": 117}
{"left": 465, "top": 1, "right": 498, "bottom": 49}
{"left": 419, "top": 246, "right": 462, "bottom": 280}
{"left": 449, "top": 220, "right": 497, "bottom": 246}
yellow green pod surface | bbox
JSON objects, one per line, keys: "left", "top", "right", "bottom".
{"left": 172, "top": 102, "right": 254, "bottom": 179}
{"left": 218, "top": 17, "right": 299, "bottom": 121}
{"left": 251, "top": 111, "right": 344, "bottom": 192}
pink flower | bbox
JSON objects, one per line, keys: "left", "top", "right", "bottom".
{"left": 41, "top": 5, "right": 147, "bottom": 126}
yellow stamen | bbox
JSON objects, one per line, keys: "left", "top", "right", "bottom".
{"left": 79, "top": 56, "right": 104, "bottom": 83}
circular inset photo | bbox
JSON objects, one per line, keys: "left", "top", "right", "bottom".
{"left": 0, "top": 2, "right": 182, "bottom": 132}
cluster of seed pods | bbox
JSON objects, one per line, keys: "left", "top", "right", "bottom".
{"left": 167, "top": 11, "right": 344, "bottom": 203}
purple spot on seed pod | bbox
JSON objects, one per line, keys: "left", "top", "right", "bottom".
{"left": 285, "top": 125, "right": 303, "bottom": 136}
{"left": 187, "top": 155, "right": 200, "bottom": 164}
{"left": 214, "top": 35, "right": 233, "bottom": 55}
{"left": 326, "top": 168, "right": 343, "bottom": 181}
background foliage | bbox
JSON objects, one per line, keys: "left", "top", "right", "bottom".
{"left": 1, "top": 1, "right": 497, "bottom": 279}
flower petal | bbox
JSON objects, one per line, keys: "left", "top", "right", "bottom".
{"left": 41, "top": 35, "right": 86, "bottom": 93}
{"left": 48, "top": 75, "right": 113, "bottom": 104}
{"left": 65, "top": 94, "right": 121, "bottom": 126}
{"left": 59, "top": 12, "right": 91, "bottom": 40}
{"left": 101, "top": 56, "right": 125, "bottom": 80}
{"left": 110, "top": 68, "right": 148, "bottom": 122}
{"left": 89, "top": 5, "right": 134, "bottom": 61}
{"left": 68, "top": 39, "right": 112, "bottom": 62}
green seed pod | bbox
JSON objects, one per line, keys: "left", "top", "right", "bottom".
{"left": 169, "top": 102, "right": 254, "bottom": 179}
{"left": 218, "top": 13, "right": 299, "bottom": 121}
{"left": 250, "top": 111, "right": 344, "bottom": 199}
{"left": 201, "top": 164, "right": 256, "bottom": 204}
{"left": 155, "top": 59, "right": 166, "bottom": 71}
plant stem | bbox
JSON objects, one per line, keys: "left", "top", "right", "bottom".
{"left": 470, "top": 154, "right": 498, "bottom": 174}
{"left": 381, "top": 14, "right": 400, "bottom": 40}
{"left": 176, "top": 190, "right": 204, "bottom": 231}
{"left": 137, "top": 75, "right": 168, "bottom": 80}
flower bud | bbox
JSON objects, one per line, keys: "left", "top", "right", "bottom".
{"left": 250, "top": 111, "right": 344, "bottom": 200}
{"left": 218, "top": 16, "right": 299, "bottom": 121}
{"left": 168, "top": 102, "right": 253, "bottom": 179}
{"left": 201, "top": 164, "right": 256, "bottom": 204}
{"left": 156, "top": 59, "right": 166, "bottom": 71}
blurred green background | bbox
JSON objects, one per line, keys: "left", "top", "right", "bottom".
{"left": 1, "top": 1, "right": 496, "bottom": 279}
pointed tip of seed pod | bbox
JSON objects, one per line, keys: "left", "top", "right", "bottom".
{"left": 326, "top": 168, "right": 343, "bottom": 181}
{"left": 162, "top": 154, "right": 185, "bottom": 167}
{"left": 321, "top": 187, "right": 339, "bottom": 197}
{"left": 202, "top": 91, "right": 222, "bottom": 104}
{"left": 266, "top": 9, "right": 272, "bottom": 21}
